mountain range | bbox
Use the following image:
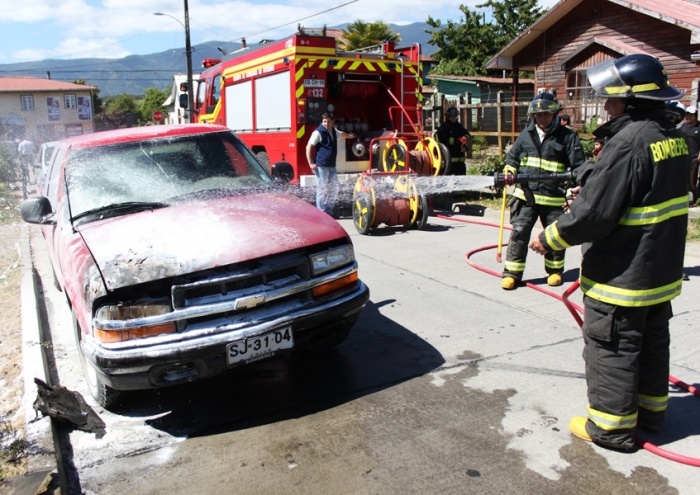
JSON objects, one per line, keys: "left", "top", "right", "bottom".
{"left": 0, "top": 23, "right": 435, "bottom": 98}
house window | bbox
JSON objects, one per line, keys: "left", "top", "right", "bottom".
{"left": 565, "top": 69, "right": 603, "bottom": 125}
{"left": 565, "top": 70, "right": 592, "bottom": 100}
{"left": 21, "top": 95, "right": 34, "bottom": 111}
{"left": 65, "top": 94, "right": 77, "bottom": 109}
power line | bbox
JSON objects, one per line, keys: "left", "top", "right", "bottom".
{"left": 1, "top": 1, "right": 359, "bottom": 69}
{"left": 224, "top": 0, "right": 359, "bottom": 44}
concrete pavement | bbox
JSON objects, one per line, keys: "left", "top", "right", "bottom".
{"left": 12, "top": 199, "right": 700, "bottom": 494}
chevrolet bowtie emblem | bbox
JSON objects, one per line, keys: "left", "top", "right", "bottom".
{"left": 234, "top": 294, "right": 266, "bottom": 310}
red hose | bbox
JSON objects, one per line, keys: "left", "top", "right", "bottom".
{"left": 438, "top": 213, "right": 700, "bottom": 467}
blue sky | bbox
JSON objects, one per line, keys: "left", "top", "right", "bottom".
{"left": 0, "top": 0, "right": 560, "bottom": 64}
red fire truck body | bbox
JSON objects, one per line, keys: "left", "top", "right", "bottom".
{"left": 194, "top": 28, "right": 422, "bottom": 184}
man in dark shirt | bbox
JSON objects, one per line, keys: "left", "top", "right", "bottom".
{"left": 681, "top": 105, "right": 700, "bottom": 204}
{"left": 436, "top": 106, "right": 471, "bottom": 175}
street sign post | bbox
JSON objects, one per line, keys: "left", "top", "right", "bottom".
{"left": 152, "top": 110, "right": 164, "bottom": 123}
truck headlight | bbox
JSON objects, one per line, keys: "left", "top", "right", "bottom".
{"left": 94, "top": 301, "right": 176, "bottom": 343}
{"left": 310, "top": 245, "right": 354, "bottom": 276}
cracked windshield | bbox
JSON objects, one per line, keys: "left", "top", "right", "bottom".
{"left": 65, "top": 132, "right": 273, "bottom": 220}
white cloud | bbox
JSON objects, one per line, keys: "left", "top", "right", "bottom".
{"left": 0, "top": 0, "right": 563, "bottom": 63}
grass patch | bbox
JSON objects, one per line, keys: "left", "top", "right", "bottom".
{"left": 0, "top": 419, "right": 28, "bottom": 479}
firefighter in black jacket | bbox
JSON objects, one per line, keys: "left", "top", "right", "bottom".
{"left": 501, "top": 92, "right": 584, "bottom": 290}
{"left": 530, "top": 54, "right": 689, "bottom": 451}
{"left": 436, "top": 106, "right": 471, "bottom": 175}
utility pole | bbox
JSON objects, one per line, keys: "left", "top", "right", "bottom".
{"left": 184, "top": 0, "right": 195, "bottom": 121}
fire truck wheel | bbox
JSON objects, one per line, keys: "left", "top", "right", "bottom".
{"left": 415, "top": 193, "right": 430, "bottom": 230}
{"left": 383, "top": 143, "right": 408, "bottom": 172}
{"left": 256, "top": 151, "right": 271, "bottom": 171}
{"left": 352, "top": 191, "right": 375, "bottom": 235}
{"left": 438, "top": 143, "right": 451, "bottom": 175}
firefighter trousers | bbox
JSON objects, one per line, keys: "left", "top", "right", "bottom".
{"left": 503, "top": 200, "right": 564, "bottom": 280}
{"left": 581, "top": 296, "right": 671, "bottom": 450}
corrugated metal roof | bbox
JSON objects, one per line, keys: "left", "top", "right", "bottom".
{"left": 0, "top": 76, "right": 97, "bottom": 92}
{"left": 487, "top": 0, "right": 700, "bottom": 69}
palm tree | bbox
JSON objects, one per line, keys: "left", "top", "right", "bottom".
{"left": 340, "top": 20, "right": 401, "bottom": 51}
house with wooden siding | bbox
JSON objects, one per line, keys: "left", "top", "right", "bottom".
{"left": 0, "top": 76, "right": 97, "bottom": 144}
{"left": 486, "top": 0, "right": 700, "bottom": 128}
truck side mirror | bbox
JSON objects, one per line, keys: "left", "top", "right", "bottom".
{"left": 179, "top": 93, "right": 188, "bottom": 109}
{"left": 21, "top": 196, "right": 54, "bottom": 224}
{"left": 271, "top": 162, "right": 294, "bottom": 184}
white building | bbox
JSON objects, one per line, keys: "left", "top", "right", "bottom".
{"left": 162, "top": 74, "right": 199, "bottom": 125}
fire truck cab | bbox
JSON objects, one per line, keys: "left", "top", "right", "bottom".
{"left": 193, "top": 27, "right": 422, "bottom": 185}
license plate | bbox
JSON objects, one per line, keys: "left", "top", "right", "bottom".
{"left": 226, "top": 327, "right": 294, "bottom": 365}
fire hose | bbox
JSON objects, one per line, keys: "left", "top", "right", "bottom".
{"left": 435, "top": 212, "right": 700, "bottom": 467}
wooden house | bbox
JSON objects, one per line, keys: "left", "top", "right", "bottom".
{"left": 486, "top": 0, "right": 700, "bottom": 128}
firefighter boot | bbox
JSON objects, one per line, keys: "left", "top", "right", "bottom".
{"left": 568, "top": 417, "right": 592, "bottom": 442}
{"left": 501, "top": 277, "right": 517, "bottom": 290}
{"left": 547, "top": 273, "right": 562, "bottom": 287}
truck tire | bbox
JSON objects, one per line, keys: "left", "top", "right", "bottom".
{"left": 256, "top": 151, "right": 270, "bottom": 171}
{"left": 72, "top": 313, "right": 120, "bottom": 409}
{"left": 415, "top": 193, "right": 430, "bottom": 230}
{"left": 438, "top": 143, "right": 451, "bottom": 175}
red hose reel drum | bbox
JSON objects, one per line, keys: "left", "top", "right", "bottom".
{"left": 352, "top": 173, "right": 429, "bottom": 234}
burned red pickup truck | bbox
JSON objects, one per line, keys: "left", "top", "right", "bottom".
{"left": 22, "top": 124, "right": 369, "bottom": 409}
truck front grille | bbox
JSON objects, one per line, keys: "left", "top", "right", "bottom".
{"left": 171, "top": 257, "right": 309, "bottom": 309}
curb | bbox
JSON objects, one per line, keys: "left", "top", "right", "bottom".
{"left": 19, "top": 225, "right": 57, "bottom": 482}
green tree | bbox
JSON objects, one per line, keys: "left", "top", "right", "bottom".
{"left": 139, "top": 87, "right": 170, "bottom": 124}
{"left": 479, "top": 0, "right": 545, "bottom": 48}
{"left": 340, "top": 20, "right": 401, "bottom": 51}
{"left": 426, "top": 0, "right": 547, "bottom": 76}
{"left": 94, "top": 94, "right": 140, "bottom": 130}
{"left": 426, "top": 6, "right": 495, "bottom": 76}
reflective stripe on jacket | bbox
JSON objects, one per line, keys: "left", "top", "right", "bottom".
{"left": 505, "top": 118, "right": 584, "bottom": 206}
{"left": 541, "top": 106, "right": 689, "bottom": 307}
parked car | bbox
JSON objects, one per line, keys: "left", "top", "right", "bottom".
{"left": 21, "top": 124, "right": 369, "bottom": 409}
{"left": 37, "top": 140, "right": 59, "bottom": 189}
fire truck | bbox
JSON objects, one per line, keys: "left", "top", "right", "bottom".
{"left": 192, "top": 26, "right": 425, "bottom": 185}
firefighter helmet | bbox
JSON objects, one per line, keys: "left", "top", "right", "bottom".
{"left": 528, "top": 92, "right": 561, "bottom": 115}
{"left": 665, "top": 100, "right": 686, "bottom": 124}
{"left": 446, "top": 106, "right": 459, "bottom": 117}
{"left": 586, "top": 54, "right": 683, "bottom": 101}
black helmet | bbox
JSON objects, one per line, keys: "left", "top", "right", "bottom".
{"left": 586, "top": 54, "right": 683, "bottom": 101}
{"left": 528, "top": 92, "right": 561, "bottom": 114}
{"left": 665, "top": 100, "right": 686, "bottom": 123}
{"left": 446, "top": 106, "right": 459, "bottom": 117}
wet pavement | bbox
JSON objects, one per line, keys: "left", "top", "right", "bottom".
{"left": 15, "top": 199, "right": 700, "bottom": 494}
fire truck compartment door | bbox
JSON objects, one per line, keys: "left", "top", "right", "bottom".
{"left": 226, "top": 81, "right": 253, "bottom": 132}
{"left": 255, "top": 72, "right": 292, "bottom": 131}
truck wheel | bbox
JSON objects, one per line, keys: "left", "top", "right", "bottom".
{"left": 438, "top": 143, "right": 451, "bottom": 175}
{"left": 415, "top": 193, "right": 430, "bottom": 230}
{"left": 72, "top": 314, "right": 120, "bottom": 409}
{"left": 256, "top": 151, "right": 270, "bottom": 171}
{"left": 51, "top": 266, "right": 62, "bottom": 292}
{"left": 353, "top": 191, "right": 375, "bottom": 235}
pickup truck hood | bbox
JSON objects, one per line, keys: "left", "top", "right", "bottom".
{"left": 77, "top": 192, "right": 348, "bottom": 291}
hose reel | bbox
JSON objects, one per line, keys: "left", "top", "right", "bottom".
{"left": 351, "top": 173, "right": 429, "bottom": 235}
{"left": 381, "top": 137, "right": 448, "bottom": 176}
